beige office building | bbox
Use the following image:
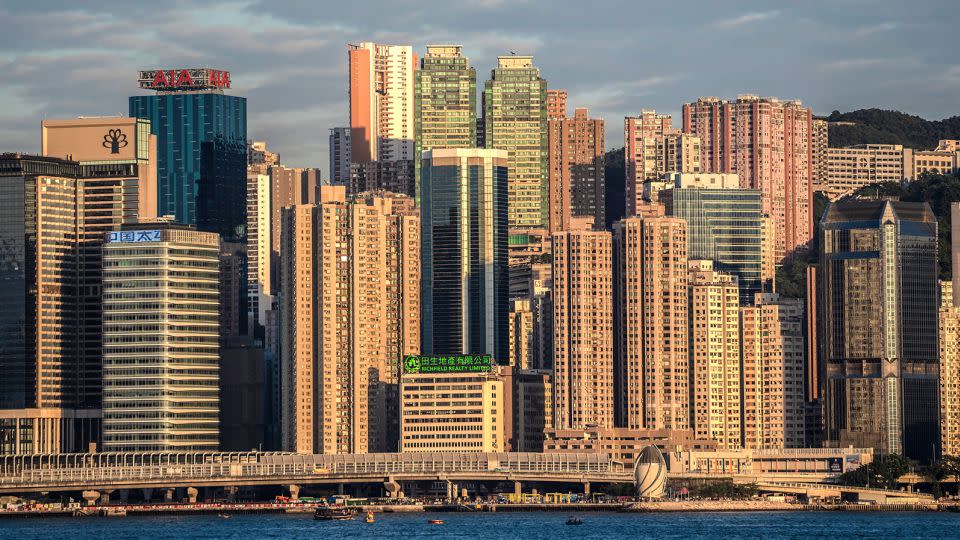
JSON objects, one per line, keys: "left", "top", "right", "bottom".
{"left": 907, "top": 142, "right": 960, "bottom": 179}
{"left": 548, "top": 107, "right": 605, "bottom": 232}
{"left": 509, "top": 299, "right": 535, "bottom": 369}
{"left": 624, "top": 111, "right": 701, "bottom": 216}
{"left": 247, "top": 170, "right": 271, "bottom": 334}
{"left": 248, "top": 140, "right": 279, "bottom": 174}
{"left": 941, "top": 298, "right": 960, "bottom": 456}
{"left": 825, "top": 144, "right": 906, "bottom": 200}
{"left": 101, "top": 224, "right": 220, "bottom": 452}
{"left": 552, "top": 218, "right": 614, "bottom": 430}
{"left": 740, "top": 293, "right": 806, "bottom": 449}
{"left": 688, "top": 260, "right": 742, "bottom": 449}
{"left": 400, "top": 365, "right": 504, "bottom": 452}
{"left": 613, "top": 216, "right": 689, "bottom": 431}
{"left": 279, "top": 187, "right": 420, "bottom": 454}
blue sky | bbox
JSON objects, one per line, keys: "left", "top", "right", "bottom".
{"left": 1, "top": 0, "right": 958, "bottom": 168}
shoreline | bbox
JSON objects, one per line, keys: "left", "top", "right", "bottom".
{"left": 0, "top": 500, "right": 950, "bottom": 518}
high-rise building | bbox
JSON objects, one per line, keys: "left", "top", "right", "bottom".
{"left": 552, "top": 218, "right": 614, "bottom": 430}
{"left": 348, "top": 43, "right": 416, "bottom": 164}
{"left": 420, "top": 148, "right": 509, "bottom": 363}
{"left": 613, "top": 215, "right": 689, "bottom": 431}
{"left": 483, "top": 56, "right": 548, "bottom": 229}
{"left": 248, "top": 140, "right": 279, "bottom": 174}
{"left": 102, "top": 223, "right": 221, "bottom": 452}
{"left": 683, "top": 95, "right": 813, "bottom": 261}
{"left": 664, "top": 172, "right": 765, "bottom": 302}
{"left": 512, "top": 368, "right": 554, "bottom": 452}
{"left": 246, "top": 170, "right": 271, "bottom": 336}
{"left": 269, "top": 165, "right": 321, "bottom": 292}
{"left": 509, "top": 299, "right": 535, "bottom": 369}
{"left": 740, "top": 292, "right": 806, "bottom": 449}
{"left": 687, "top": 260, "right": 742, "bottom": 449}
{"left": 328, "top": 127, "right": 351, "bottom": 185}
{"left": 546, "top": 89, "right": 567, "bottom": 120}
{"left": 811, "top": 118, "right": 828, "bottom": 193}
{"left": 400, "top": 357, "right": 504, "bottom": 452}
{"left": 820, "top": 199, "right": 939, "bottom": 461}
{"left": 825, "top": 144, "right": 906, "bottom": 200}
{"left": 348, "top": 160, "right": 415, "bottom": 197}
{"left": 414, "top": 45, "right": 476, "bottom": 199}
{"left": 939, "top": 280, "right": 960, "bottom": 457}
{"left": 130, "top": 68, "right": 246, "bottom": 242}
{"left": 548, "top": 107, "right": 605, "bottom": 232}
{"left": 624, "top": 110, "right": 701, "bottom": 216}
{"left": 279, "top": 187, "right": 419, "bottom": 454}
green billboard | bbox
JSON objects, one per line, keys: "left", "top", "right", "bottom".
{"left": 402, "top": 354, "right": 493, "bottom": 374}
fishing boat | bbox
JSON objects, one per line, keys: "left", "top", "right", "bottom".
{"left": 428, "top": 519, "right": 445, "bottom": 525}
{"left": 313, "top": 506, "right": 358, "bottom": 521}
{"left": 365, "top": 512, "right": 375, "bottom": 523}
{"left": 565, "top": 516, "right": 583, "bottom": 526}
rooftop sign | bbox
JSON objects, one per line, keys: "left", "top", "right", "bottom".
{"left": 402, "top": 354, "right": 493, "bottom": 374}
{"left": 108, "top": 230, "right": 161, "bottom": 243}
{"left": 138, "top": 68, "right": 231, "bottom": 91}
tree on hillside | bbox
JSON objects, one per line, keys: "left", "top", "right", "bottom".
{"left": 827, "top": 109, "right": 960, "bottom": 149}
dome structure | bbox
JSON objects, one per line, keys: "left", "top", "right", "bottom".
{"left": 634, "top": 445, "right": 666, "bottom": 499}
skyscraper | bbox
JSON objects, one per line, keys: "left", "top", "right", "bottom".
{"left": 624, "top": 110, "right": 701, "bottom": 216}
{"left": 683, "top": 95, "right": 813, "bottom": 261}
{"left": 483, "top": 56, "right": 548, "bottom": 229}
{"left": 130, "top": 68, "right": 246, "bottom": 242}
{"left": 613, "top": 214, "right": 689, "bottom": 431}
{"left": 665, "top": 172, "right": 765, "bottom": 302}
{"left": 820, "top": 199, "right": 939, "bottom": 461}
{"left": 740, "top": 292, "right": 807, "bottom": 449}
{"left": 246, "top": 169, "right": 271, "bottom": 336}
{"left": 348, "top": 42, "right": 416, "bottom": 163}
{"left": 269, "top": 165, "right": 321, "bottom": 292}
{"left": 548, "top": 107, "right": 605, "bottom": 232}
{"left": 279, "top": 187, "right": 420, "bottom": 454}
{"left": 102, "top": 223, "right": 221, "bottom": 452}
{"left": 687, "top": 260, "right": 741, "bottom": 449}
{"left": 414, "top": 45, "right": 477, "bottom": 199}
{"left": 420, "top": 148, "right": 509, "bottom": 363}
{"left": 328, "top": 127, "right": 351, "bottom": 185}
{"left": 552, "top": 218, "right": 614, "bottom": 430}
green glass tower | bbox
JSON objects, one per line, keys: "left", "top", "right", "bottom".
{"left": 483, "top": 55, "right": 548, "bottom": 229}
{"left": 414, "top": 45, "right": 477, "bottom": 203}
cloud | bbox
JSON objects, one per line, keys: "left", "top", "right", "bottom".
{"left": 712, "top": 10, "right": 780, "bottom": 29}
{"left": 853, "top": 22, "right": 898, "bottom": 38}
{"left": 819, "top": 58, "right": 896, "bottom": 71}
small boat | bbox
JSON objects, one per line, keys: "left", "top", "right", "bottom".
{"left": 218, "top": 513, "right": 232, "bottom": 519}
{"left": 428, "top": 519, "right": 445, "bottom": 525}
{"left": 365, "top": 512, "right": 375, "bottom": 523}
{"left": 565, "top": 516, "right": 583, "bottom": 526}
{"left": 314, "top": 506, "right": 358, "bottom": 521}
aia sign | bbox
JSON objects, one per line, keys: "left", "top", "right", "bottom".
{"left": 138, "top": 68, "right": 231, "bottom": 91}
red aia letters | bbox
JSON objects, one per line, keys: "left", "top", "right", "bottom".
{"left": 150, "top": 69, "right": 230, "bottom": 89}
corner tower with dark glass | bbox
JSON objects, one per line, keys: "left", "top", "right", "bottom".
{"left": 130, "top": 68, "right": 247, "bottom": 242}
{"left": 819, "top": 199, "right": 940, "bottom": 461}
{"left": 420, "top": 148, "right": 509, "bottom": 364}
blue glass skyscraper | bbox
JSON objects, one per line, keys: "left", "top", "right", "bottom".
{"left": 130, "top": 68, "right": 247, "bottom": 242}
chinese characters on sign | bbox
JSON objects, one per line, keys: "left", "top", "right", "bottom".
{"left": 108, "top": 230, "right": 162, "bottom": 243}
{"left": 403, "top": 354, "right": 493, "bottom": 374}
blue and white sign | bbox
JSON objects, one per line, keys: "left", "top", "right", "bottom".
{"left": 108, "top": 230, "right": 162, "bottom": 243}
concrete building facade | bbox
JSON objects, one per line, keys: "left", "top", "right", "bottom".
{"left": 348, "top": 43, "right": 416, "bottom": 164}
{"left": 546, "top": 89, "right": 567, "bottom": 120}
{"left": 624, "top": 111, "right": 701, "bottom": 217}
{"left": 548, "top": 107, "right": 605, "bottom": 232}
{"left": 825, "top": 144, "right": 906, "bottom": 200}
{"left": 552, "top": 218, "right": 614, "bottom": 430}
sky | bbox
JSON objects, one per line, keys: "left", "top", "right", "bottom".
{"left": 1, "top": 0, "right": 958, "bottom": 169}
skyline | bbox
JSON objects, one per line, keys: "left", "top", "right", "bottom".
{"left": 0, "top": 1, "right": 957, "bottom": 169}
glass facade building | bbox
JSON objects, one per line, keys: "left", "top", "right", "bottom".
{"left": 421, "top": 148, "right": 509, "bottom": 363}
{"left": 670, "top": 187, "right": 764, "bottom": 303}
{"left": 130, "top": 92, "right": 247, "bottom": 241}
{"left": 820, "top": 199, "right": 940, "bottom": 461}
